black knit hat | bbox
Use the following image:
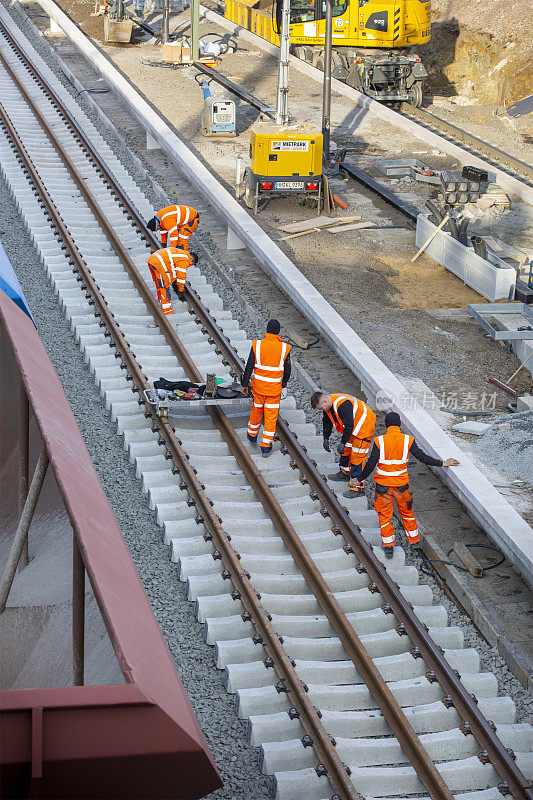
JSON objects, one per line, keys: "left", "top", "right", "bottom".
{"left": 146, "top": 216, "right": 158, "bottom": 231}
{"left": 385, "top": 411, "right": 401, "bottom": 427}
{"left": 266, "top": 319, "right": 281, "bottom": 335}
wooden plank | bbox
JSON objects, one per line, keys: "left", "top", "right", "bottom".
{"left": 327, "top": 221, "right": 375, "bottom": 233}
{"left": 453, "top": 541, "right": 483, "bottom": 577}
{"left": 278, "top": 215, "right": 361, "bottom": 234}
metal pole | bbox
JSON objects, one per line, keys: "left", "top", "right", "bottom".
{"left": 322, "top": 0, "right": 332, "bottom": 161}
{"left": 19, "top": 386, "right": 30, "bottom": 569}
{"left": 190, "top": 0, "right": 200, "bottom": 61}
{"left": 72, "top": 536, "right": 85, "bottom": 686}
{"left": 275, "top": 0, "right": 291, "bottom": 125}
{"left": 161, "top": 0, "right": 169, "bottom": 44}
{"left": 116, "top": 0, "right": 124, "bottom": 19}
{"left": 0, "top": 448, "right": 49, "bottom": 613}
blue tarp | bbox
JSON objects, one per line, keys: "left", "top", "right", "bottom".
{"left": 0, "top": 241, "right": 35, "bottom": 324}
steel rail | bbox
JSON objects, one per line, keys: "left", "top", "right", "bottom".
{"left": 180, "top": 288, "right": 533, "bottom": 800}
{"left": 193, "top": 62, "right": 276, "bottom": 119}
{"left": 1, "top": 36, "right": 452, "bottom": 800}
{"left": 399, "top": 103, "right": 533, "bottom": 185}
{"left": 3, "top": 29, "right": 531, "bottom": 799}
{"left": 0, "top": 94, "right": 362, "bottom": 800}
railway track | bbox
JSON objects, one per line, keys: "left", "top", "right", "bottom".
{"left": 397, "top": 104, "right": 533, "bottom": 186}
{"left": 1, "top": 14, "right": 532, "bottom": 800}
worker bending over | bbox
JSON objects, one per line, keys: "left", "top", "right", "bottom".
{"left": 310, "top": 391, "right": 376, "bottom": 495}
{"left": 147, "top": 247, "right": 198, "bottom": 315}
{"left": 357, "top": 411, "right": 459, "bottom": 558}
{"left": 242, "top": 319, "right": 291, "bottom": 458}
{"left": 147, "top": 205, "right": 200, "bottom": 252}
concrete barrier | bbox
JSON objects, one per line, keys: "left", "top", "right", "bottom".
{"left": 27, "top": 0, "right": 533, "bottom": 586}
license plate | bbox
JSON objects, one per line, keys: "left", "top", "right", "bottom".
{"left": 274, "top": 181, "right": 304, "bottom": 190}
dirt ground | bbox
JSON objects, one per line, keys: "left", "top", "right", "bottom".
{"left": 6, "top": 0, "right": 532, "bottom": 682}
{"left": 25, "top": 0, "right": 533, "bottom": 460}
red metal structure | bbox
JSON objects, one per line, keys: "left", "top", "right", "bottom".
{"left": 0, "top": 288, "right": 222, "bottom": 799}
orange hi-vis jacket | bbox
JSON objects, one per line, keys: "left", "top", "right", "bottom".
{"left": 373, "top": 426, "right": 415, "bottom": 487}
{"left": 251, "top": 333, "right": 291, "bottom": 397}
{"left": 326, "top": 394, "right": 376, "bottom": 443}
{"left": 147, "top": 248, "right": 190, "bottom": 289}
{"left": 156, "top": 205, "right": 199, "bottom": 250}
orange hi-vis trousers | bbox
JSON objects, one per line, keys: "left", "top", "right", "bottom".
{"left": 340, "top": 436, "right": 373, "bottom": 478}
{"left": 148, "top": 265, "right": 173, "bottom": 316}
{"left": 374, "top": 485, "right": 420, "bottom": 548}
{"left": 247, "top": 391, "right": 281, "bottom": 449}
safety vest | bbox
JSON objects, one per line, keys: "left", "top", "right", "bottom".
{"left": 156, "top": 205, "right": 198, "bottom": 246}
{"left": 326, "top": 394, "right": 376, "bottom": 443}
{"left": 147, "top": 248, "right": 190, "bottom": 288}
{"left": 374, "top": 426, "right": 414, "bottom": 487}
{"left": 251, "top": 333, "right": 291, "bottom": 397}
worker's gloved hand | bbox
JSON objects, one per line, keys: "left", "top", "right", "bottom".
{"left": 241, "top": 385, "right": 250, "bottom": 397}
{"left": 281, "top": 387, "right": 287, "bottom": 400}
{"left": 322, "top": 438, "right": 331, "bottom": 452}
{"left": 336, "top": 440, "right": 346, "bottom": 455}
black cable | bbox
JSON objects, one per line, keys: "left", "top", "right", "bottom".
{"left": 287, "top": 335, "right": 320, "bottom": 349}
{"left": 446, "top": 543, "right": 505, "bottom": 571}
{"left": 420, "top": 559, "right": 455, "bottom": 577}
{"left": 420, "top": 544, "right": 505, "bottom": 577}
{"left": 76, "top": 87, "right": 110, "bottom": 96}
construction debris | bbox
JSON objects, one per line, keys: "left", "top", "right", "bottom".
{"left": 327, "top": 221, "right": 378, "bottom": 233}
{"left": 278, "top": 215, "right": 361, "bottom": 235}
{"left": 452, "top": 420, "right": 491, "bottom": 435}
{"left": 453, "top": 541, "right": 484, "bottom": 578}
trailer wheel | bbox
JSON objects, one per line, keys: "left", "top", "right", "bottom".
{"left": 243, "top": 171, "right": 255, "bottom": 210}
{"left": 408, "top": 82, "right": 423, "bottom": 108}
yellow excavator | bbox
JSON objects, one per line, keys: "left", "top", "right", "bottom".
{"left": 225, "top": 0, "right": 430, "bottom": 105}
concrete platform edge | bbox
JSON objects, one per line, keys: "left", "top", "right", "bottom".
{"left": 28, "top": 0, "right": 533, "bottom": 589}
{"left": 199, "top": 5, "right": 533, "bottom": 206}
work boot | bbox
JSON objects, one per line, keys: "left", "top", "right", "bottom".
{"left": 328, "top": 471, "right": 350, "bottom": 482}
{"left": 261, "top": 446, "right": 272, "bottom": 458}
{"left": 383, "top": 546, "right": 394, "bottom": 560}
{"left": 342, "top": 481, "right": 366, "bottom": 498}
{"left": 247, "top": 433, "right": 258, "bottom": 444}
{"left": 176, "top": 291, "right": 187, "bottom": 302}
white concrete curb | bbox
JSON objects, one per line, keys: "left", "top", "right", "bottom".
{"left": 34, "top": 0, "right": 533, "bottom": 587}
{"left": 199, "top": 5, "right": 533, "bottom": 207}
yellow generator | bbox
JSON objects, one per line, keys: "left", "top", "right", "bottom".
{"left": 225, "top": 0, "right": 430, "bottom": 105}
{"left": 244, "top": 120, "right": 323, "bottom": 213}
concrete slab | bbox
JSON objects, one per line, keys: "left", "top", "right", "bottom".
{"left": 452, "top": 421, "right": 492, "bottom": 436}
{"left": 28, "top": 0, "right": 533, "bottom": 589}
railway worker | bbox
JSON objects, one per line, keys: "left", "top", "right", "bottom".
{"left": 310, "top": 391, "right": 376, "bottom": 496}
{"left": 147, "top": 247, "right": 198, "bottom": 315}
{"left": 356, "top": 411, "right": 460, "bottom": 558}
{"left": 146, "top": 205, "right": 200, "bottom": 252}
{"left": 241, "top": 319, "right": 291, "bottom": 458}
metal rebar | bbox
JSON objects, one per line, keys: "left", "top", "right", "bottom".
{"left": 72, "top": 536, "right": 85, "bottom": 686}
{"left": 0, "top": 448, "right": 49, "bottom": 613}
{"left": 322, "top": 0, "right": 332, "bottom": 161}
{"left": 18, "top": 385, "right": 30, "bottom": 569}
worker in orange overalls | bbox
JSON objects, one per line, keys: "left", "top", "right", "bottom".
{"left": 310, "top": 391, "right": 376, "bottom": 495}
{"left": 146, "top": 205, "right": 200, "bottom": 252}
{"left": 241, "top": 320, "right": 291, "bottom": 458}
{"left": 147, "top": 247, "right": 198, "bottom": 315}
{"left": 358, "top": 412, "right": 459, "bottom": 558}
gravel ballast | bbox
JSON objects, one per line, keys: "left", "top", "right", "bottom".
{"left": 1, "top": 2, "right": 531, "bottom": 791}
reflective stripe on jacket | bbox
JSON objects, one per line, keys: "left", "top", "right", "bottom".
{"left": 251, "top": 333, "right": 291, "bottom": 397}
{"left": 326, "top": 393, "right": 376, "bottom": 443}
{"left": 374, "top": 426, "right": 414, "bottom": 487}
{"left": 147, "top": 247, "right": 190, "bottom": 288}
{"left": 156, "top": 205, "right": 199, "bottom": 247}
